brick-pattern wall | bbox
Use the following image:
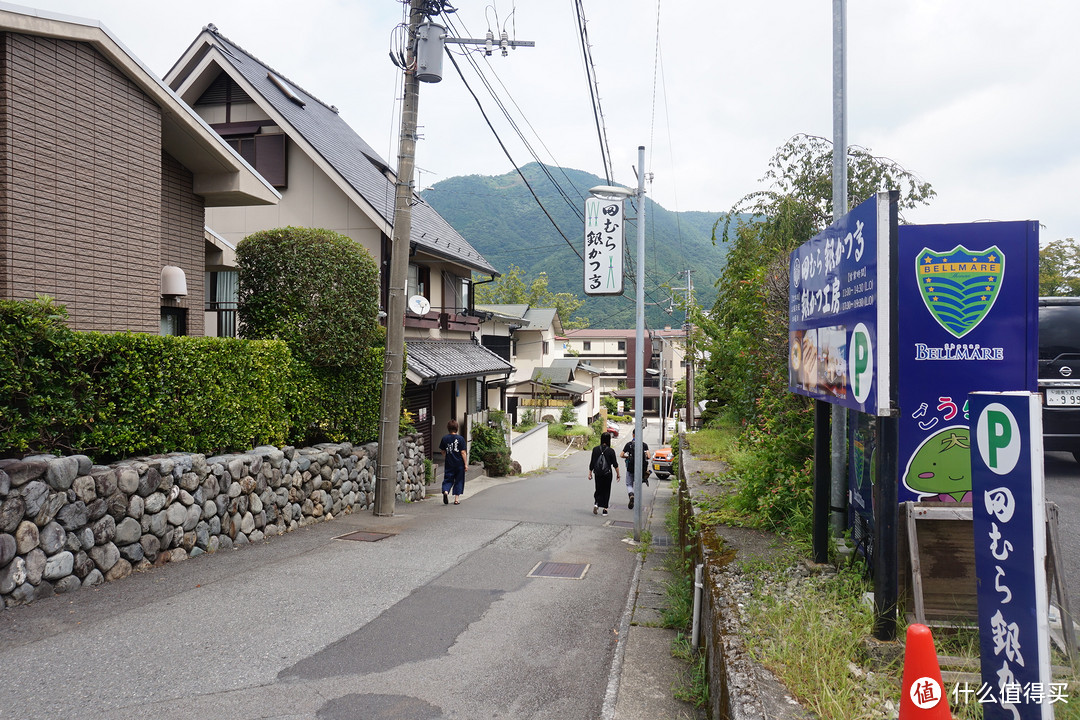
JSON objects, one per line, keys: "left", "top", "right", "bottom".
{"left": 160, "top": 152, "right": 205, "bottom": 336}
{"left": 0, "top": 33, "right": 205, "bottom": 335}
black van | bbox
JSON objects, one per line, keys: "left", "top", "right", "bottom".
{"left": 1039, "top": 297, "right": 1080, "bottom": 461}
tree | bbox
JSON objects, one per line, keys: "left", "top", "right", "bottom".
{"left": 237, "top": 227, "right": 382, "bottom": 367}
{"left": 475, "top": 264, "right": 590, "bottom": 329}
{"left": 1039, "top": 237, "right": 1080, "bottom": 296}
{"left": 699, "top": 134, "right": 935, "bottom": 535}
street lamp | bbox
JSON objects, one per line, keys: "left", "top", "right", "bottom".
{"left": 589, "top": 145, "right": 646, "bottom": 541}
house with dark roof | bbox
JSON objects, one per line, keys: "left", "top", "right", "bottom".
{"left": 165, "top": 26, "right": 511, "bottom": 457}
{"left": 0, "top": 6, "right": 279, "bottom": 336}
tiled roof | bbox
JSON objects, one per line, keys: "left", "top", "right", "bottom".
{"left": 201, "top": 28, "right": 495, "bottom": 274}
{"left": 406, "top": 340, "right": 512, "bottom": 384}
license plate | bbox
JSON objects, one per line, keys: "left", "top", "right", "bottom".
{"left": 1046, "top": 388, "right": 1080, "bottom": 406}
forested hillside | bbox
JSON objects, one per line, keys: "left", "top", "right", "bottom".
{"left": 422, "top": 163, "right": 731, "bottom": 328}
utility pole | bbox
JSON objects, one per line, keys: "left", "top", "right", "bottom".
{"left": 682, "top": 271, "right": 695, "bottom": 431}
{"left": 375, "top": 0, "right": 425, "bottom": 517}
{"left": 375, "top": 4, "right": 533, "bottom": 516}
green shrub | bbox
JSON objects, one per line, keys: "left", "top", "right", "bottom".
{"left": 0, "top": 297, "right": 382, "bottom": 462}
{"left": 237, "top": 226, "right": 382, "bottom": 367}
{"left": 0, "top": 297, "right": 88, "bottom": 454}
{"left": 471, "top": 422, "right": 512, "bottom": 477}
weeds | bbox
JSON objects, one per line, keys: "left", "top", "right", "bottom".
{"left": 741, "top": 559, "right": 902, "bottom": 720}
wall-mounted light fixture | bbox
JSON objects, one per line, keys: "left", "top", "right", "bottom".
{"left": 160, "top": 266, "right": 188, "bottom": 298}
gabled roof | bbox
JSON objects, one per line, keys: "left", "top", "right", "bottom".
{"left": 166, "top": 26, "right": 494, "bottom": 274}
{"left": 405, "top": 340, "right": 512, "bottom": 385}
{"left": 0, "top": 5, "right": 279, "bottom": 208}
{"left": 473, "top": 304, "right": 562, "bottom": 333}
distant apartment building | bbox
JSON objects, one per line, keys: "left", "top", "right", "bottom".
{"left": 562, "top": 327, "right": 687, "bottom": 415}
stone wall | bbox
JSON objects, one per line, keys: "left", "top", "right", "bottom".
{"left": 0, "top": 436, "right": 425, "bottom": 609}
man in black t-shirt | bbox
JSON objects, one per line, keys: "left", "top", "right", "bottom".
{"left": 439, "top": 419, "right": 468, "bottom": 505}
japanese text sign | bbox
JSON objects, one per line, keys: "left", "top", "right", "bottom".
{"left": 788, "top": 191, "right": 894, "bottom": 415}
{"left": 584, "top": 196, "right": 624, "bottom": 296}
{"left": 897, "top": 222, "right": 1038, "bottom": 504}
{"left": 969, "top": 392, "right": 1051, "bottom": 720}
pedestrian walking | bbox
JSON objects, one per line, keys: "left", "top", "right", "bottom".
{"left": 588, "top": 432, "right": 620, "bottom": 516}
{"left": 620, "top": 430, "right": 650, "bottom": 510}
{"left": 439, "top": 419, "right": 468, "bottom": 505}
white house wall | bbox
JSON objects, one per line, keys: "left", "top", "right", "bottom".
{"left": 203, "top": 135, "right": 382, "bottom": 258}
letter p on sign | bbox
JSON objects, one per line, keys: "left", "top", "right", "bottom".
{"left": 849, "top": 323, "right": 873, "bottom": 404}
{"left": 976, "top": 403, "right": 1020, "bottom": 474}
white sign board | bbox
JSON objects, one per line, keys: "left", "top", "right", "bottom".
{"left": 584, "top": 197, "right": 624, "bottom": 296}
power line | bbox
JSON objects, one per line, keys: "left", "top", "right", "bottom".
{"left": 443, "top": 48, "right": 583, "bottom": 261}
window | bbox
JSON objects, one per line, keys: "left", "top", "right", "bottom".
{"left": 225, "top": 133, "right": 287, "bottom": 187}
{"left": 583, "top": 341, "right": 591, "bottom": 351}
{"left": 542, "top": 341, "right": 550, "bottom": 355}
{"left": 205, "top": 271, "right": 238, "bottom": 337}
{"left": 407, "top": 264, "right": 429, "bottom": 300}
{"left": 617, "top": 360, "right": 626, "bottom": 371}
{"left": 617, "top": 341, "right": 626, "bottom": 351}
{"left": 442, "top": 271, "right": 471, "bottom": 313}
{"left": 160, "top": 307, "right": 188, "bottom": 336}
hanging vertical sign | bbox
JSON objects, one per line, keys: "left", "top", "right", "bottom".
{"left": 584, "top": 196, "right": 624, "bottom": 296}
{"left": 788, "top": 191, "right": 895, "bottom": 416}
{"left": 896, "top": 222, "right": 1038, "bottom": 504}
{"left": 969, "top": 391, "right": 1052, "bottom": 720}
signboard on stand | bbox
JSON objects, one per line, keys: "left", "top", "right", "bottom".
{"left": 897, "top": 222, "right": 1038, "bottom": 504}
{"left": 788, "top": 192, "right": 894, "bottom": 416}
{"left": 969, "top": 392, "right": 1051, "bottom": 720}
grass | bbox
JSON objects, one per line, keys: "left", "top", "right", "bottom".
{"left": 661, "top": 492, "right": 709, "bottom": 709}
{"left": 684, "top": 425, "right": 738, "bottom": 460}
{"left": 679, "top": 424, "right": 1080, "bottom": 716}
{"left": 740, "top": 558, "right": 905, "bottom": 719}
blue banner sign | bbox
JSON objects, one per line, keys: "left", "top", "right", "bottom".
{"left": 969, "top": 392, "right": 1051, "bottom": 720}
{"left": 788, "top": 192, "right": 894, "bottom": 415}
{"left": 897, "top": 222, "right": 1038, "bottom": 504}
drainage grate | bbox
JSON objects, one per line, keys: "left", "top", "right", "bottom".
{"left": 652, "top": 535, "right": 674, "bottom": 547}
{"left": 336, "top": 531, "right": 394, "bottom": 543}
{"left": 527, "top": 561, "right": 590, "bottom": 580}
{"left": 608, "top": 520, "right": 635, "bottom": 529}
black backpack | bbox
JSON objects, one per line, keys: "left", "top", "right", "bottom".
{"left": 594, "top": 448, "right": 610, "bottom": 475}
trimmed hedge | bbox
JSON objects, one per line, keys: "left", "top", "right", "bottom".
{"left": 0, "top": 298, "right": 383, "bottom": 462}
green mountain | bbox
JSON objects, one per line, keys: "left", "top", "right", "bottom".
{"left": 422, "top": 163, "right": 731, "bottom": 329}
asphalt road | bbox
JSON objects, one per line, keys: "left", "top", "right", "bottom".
{"left": 1044, "top": 451, "right": 1080, "bottom": 624}
{"left": 0, "top": 437, "right": 650, "bottom": 720}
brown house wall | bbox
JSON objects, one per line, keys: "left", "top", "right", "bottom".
{"left": 0, "top": 32, "right": 205, "bottom": 335}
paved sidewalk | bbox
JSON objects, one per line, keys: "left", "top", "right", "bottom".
{"left": 612, "top": 479, "right": 706, "bottom": 720}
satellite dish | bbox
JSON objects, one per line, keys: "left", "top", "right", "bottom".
{"left": 408, "top": 295, "right": 431, "bottom": 316}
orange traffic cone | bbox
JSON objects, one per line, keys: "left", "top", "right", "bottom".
{"left": 899, "top": 623, "right": 952, "bottom": 719}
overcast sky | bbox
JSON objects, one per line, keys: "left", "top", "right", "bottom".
{"left": 17, "top": 0, "right": 1080, "bottom": 242}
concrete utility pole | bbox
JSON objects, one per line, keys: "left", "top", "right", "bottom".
{"left": 375, "top": 4, "right": 533, "bottom": 516}
{"left": 375, "top": 0, "right": 424, "bottom": 517}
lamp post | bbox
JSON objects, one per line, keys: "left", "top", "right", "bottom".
{"left": 589, "top": 145, "right": 646, "bottom": 541}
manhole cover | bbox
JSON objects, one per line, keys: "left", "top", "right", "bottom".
{"left": 608, "top": 520, "right": 635, "bottom": 529}
{"left": 527, "top": 561, "right": 590, "bottom": 580}
{"left": 336, "top": 531, "right": 394, "bottom": 543}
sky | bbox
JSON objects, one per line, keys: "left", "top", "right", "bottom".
{"left": 14, "top": 0, "right": 1080, "bottom": 243}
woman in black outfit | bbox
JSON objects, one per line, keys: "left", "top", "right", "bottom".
{"left": 588, "top": 432, "right": 620, "bottom": 516}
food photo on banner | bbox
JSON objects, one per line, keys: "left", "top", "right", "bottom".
{"left": 788, "top": 192, "right": 894, "bottom": 416}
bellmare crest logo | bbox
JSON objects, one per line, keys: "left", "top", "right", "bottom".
{"left": 917, "top": 245, "right": 1004, "bottom": 338}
